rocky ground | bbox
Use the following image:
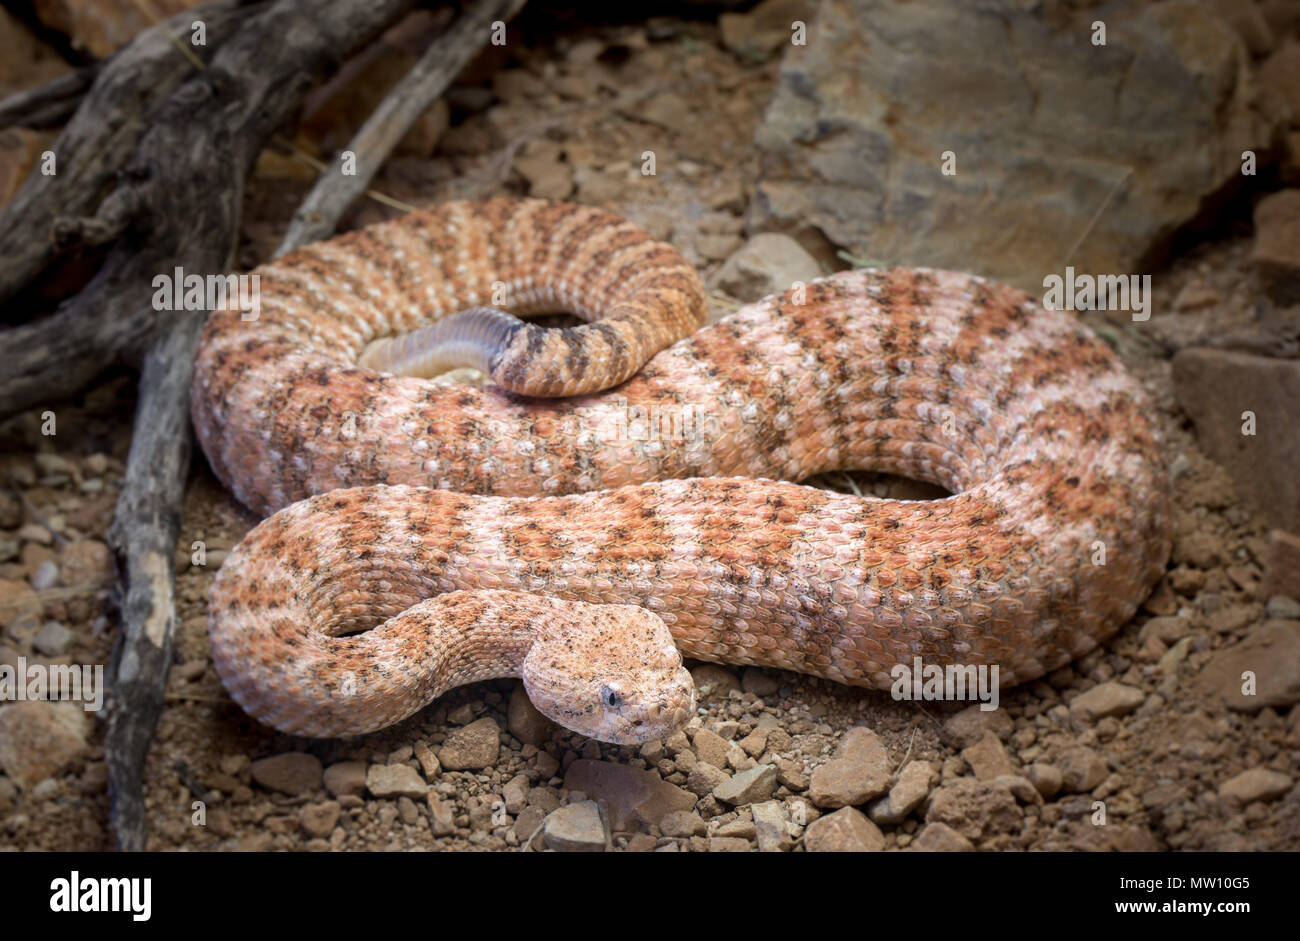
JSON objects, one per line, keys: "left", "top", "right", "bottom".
{"left": 1, "top": 2, "right": 1298, "bottom": 852}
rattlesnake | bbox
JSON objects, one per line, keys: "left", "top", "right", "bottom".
{"left": 195, "top": 198, "right": 1172, "bottom": 743}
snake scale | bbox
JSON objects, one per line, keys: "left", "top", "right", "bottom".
{"left": 194, "top": 198, "right": 1172, "bottom": 743}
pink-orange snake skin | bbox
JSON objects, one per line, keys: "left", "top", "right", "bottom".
{"left": 194, "top": 198, "right": 1172, "bottom": 743}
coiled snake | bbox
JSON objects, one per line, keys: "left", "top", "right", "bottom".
{"left": 194, "top": 198, "right": 1172, "bottom": 743}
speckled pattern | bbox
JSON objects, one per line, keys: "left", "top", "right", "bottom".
{"left": 193, "top": 198, "right": 706, "bottom": 514}
{"left": 201, "top": 243, "right": 1172, "bottom": 741}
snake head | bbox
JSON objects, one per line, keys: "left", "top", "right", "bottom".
{"left": 521, "top": 603, "right": 695, "bottom": 745}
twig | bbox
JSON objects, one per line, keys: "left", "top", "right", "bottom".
{"left": 277, "top": 0, "right": 525, "bottom": 255}
{"left": 0, "top": 66, "right": 100, "bottom": 129}
{"left": 105, "top": 312, "right": 203, "bottom": 852}
{"left": 1060, "top": 167, "right": 1134, "bottom": 269}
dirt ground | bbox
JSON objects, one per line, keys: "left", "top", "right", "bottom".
{"left": 1, "top": 14, "right": 1297, "bottom": 852}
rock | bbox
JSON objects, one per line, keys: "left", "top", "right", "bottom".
{"left": 752, "top": 0, "right": 1275, "bottom": 293}
{"left": 685, "top": 761, "right": 731, "bottom": 798}
{"left": 365, "top": 763, "right": 427, "bottom": 800}
{"left": 17, "top": 523, "right": 51, "bottom": 545}
{"left": 713, "top": 763, "right": 777, "bottom": 806}
{"left": 446, "top": 703, "right": 476, "bottom": 725}
{"left": 1259, "top": 529, "right": 1300, "bottom": 602}
{"left": 249, "top": 753, "right": 322, "bottom": 796}
{"left": 299, "top": 801, "right": 340, "bottom": 839}
{"left": 514, "top": 151, "right": 573, "bottom": 201}
{"left": 1209, "top": 0, "right": 1275, "bottom": 57}
{"left": 1140, "top": 616, "right": 1191, "bottom": 645}
{"left": 739, "top": 667, "right": 781, "bottom": 697}
{"left": 1069, "top": 682, "right": 1146, "bottom": 723}
{"left": 563, "top": 759, "right": 696, "bottom": 832}
{"left": 961, "top": 732, "right": 1014, "bottom": 780}
{"left": 29, "top": 559, "right": 58, "bottom": 591}
{"left": 1058, "top": 747, "right": 1109, "bottom": 793}
{"left": 808, "top": 726, "right": 891, "bottom": 808}
{"left": 868, "top": 760, "right": 936, "bottom": 825}
{"left": 1251, "top": 189, "right": 1300, "bottom": 304}
{"left": 659, "top": 810, "right": 707, "bottom": 838}
{"left": 57, "top": 540, "right": 113, "bottom": 591}
{"left": 32, "top": 0, "right": 207, "bottom": 58}
{"left": 0, "top": 701, "right": 88, "bottom": 787}
{"left": 0, "top": 578, "right": 40, "bottom": 630}
{"left": 428, "top": 795, "right": 456, "bottom": 837}
{"left": 751, "top": 800, "right": 791, "bottom": 852}
{"left": 32, "top": 621, "right": 75, "bottom": 656}
{"left": 939, "top": 705, "right": 1013, "bottom": 749}
{"left": 323, "top": 761, "right": 367, "bottom": 798}
{"left": 543, "top": 801, "right": 607, "bottom": 852}
{"left": 709, "top": 836, "right": 752, "bottom": 853}
{"left": 718, "top": 0, "right": 816, "bottom": 58}
{"left": 803, "top": 806, "right": 884, "bottom": 852}
{"left": 438, "top": 716, "right": 500, "bottom": 770}
{"left": 412, "top": 741, "right": 440, "bottom": 778}
{"left": 690, "top": 663, "right": 740, "bottom": 698}
{"left": 503, "top": 773, "right": 529, "bottom": 815}
{"left": 1172, "top": 348, "right": 1300, "bottom": 532}
{"left": 1218, "top": 768, "right": 1292, "bottom": 805}
{"left": 911, "top": 821, "right": 975, "bottom": 852}
{"left": 1259, "top": 42, "right": 1300, "bottom": 127}
{"left": 925, "top": 778, "right": 1021, "bottom": 841}
{"left": 507, "top": 685, "right": 554, "bottom": 746}
{"left": 1197, "top": 620, "right": 1300, "bottom": 710}
{"left": 713, "top": 233, "right": 823, "bottom": 303}
{"left": 692, "top": 728, "right": 730, "bottom": 769}
{"left": 1267, "top": 596, "right": 1300, "bottom": 620}
{"left": 1024, "top": 763, "right": 1063, "bottom": 799}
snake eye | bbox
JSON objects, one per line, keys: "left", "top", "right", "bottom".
{"left": 600, "top": 685, "right": 621, "bottom": 709}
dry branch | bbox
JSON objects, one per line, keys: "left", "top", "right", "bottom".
{"left": 0, "top": 65, "right": 100, "bottom": 129}
{"left": 277, "top": 0, "right": 526, "bottom": 255}
{"left": 0, "top": 0, "right": 247, "bottom": 309}
{"left": 0, "top": 0, "right": 416, "bottom": 851}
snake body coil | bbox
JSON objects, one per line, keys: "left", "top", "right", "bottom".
{"left": 195, "top": 199, "right": 1172, "bottom": 741}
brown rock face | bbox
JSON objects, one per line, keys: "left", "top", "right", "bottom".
{"left": 751, "top": 0, "right": 1277, "bottom": 292}
{"left": 1172, "top": 348, "right": 1300, "bottom": 532}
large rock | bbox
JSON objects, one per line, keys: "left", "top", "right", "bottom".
{"left": 1172, "top": 349, "right": 1300, "bottom": 531}
{"left": 1197, "top": 620, "right": 1300, "bottom": 711}
{"left": 751, "top": 0, "right": 1277, "bottom": 292}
